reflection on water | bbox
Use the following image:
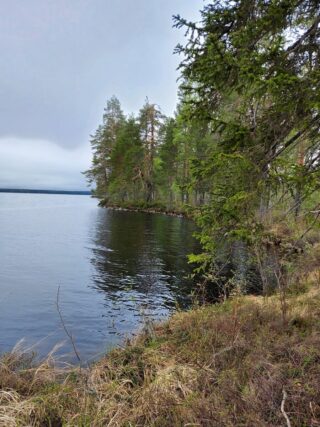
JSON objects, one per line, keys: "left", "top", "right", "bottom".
{"left": 0, "top": 194, "right": 198, "bottom": 362}
{"left": 86, "top": 209, "right": 199, "bottom": 352}
{"left": 90, "top": 209, "right": 197, "bottom": 312}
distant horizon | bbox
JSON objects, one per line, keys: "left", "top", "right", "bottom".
{"left": 0, "top": 187, "right": 92, "bottom": 195}
{"left": 0, "top": 1, "right": 201, "bottom": 191}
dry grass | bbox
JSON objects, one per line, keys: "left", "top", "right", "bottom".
{"left": 1, "top": 281, "right": 320, "bottom": 425}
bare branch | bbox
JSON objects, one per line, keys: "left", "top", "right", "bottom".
{"left": 286, "top": 15, "right": 320, "bottom": 54}
{"left": 281, "top": 388, "right": 292, "bottom": 427}
{"left": 56, "top": 285, "right": 81, "bottom": 363}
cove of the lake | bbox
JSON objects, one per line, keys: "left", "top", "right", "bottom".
{"left": 0, "top": 193, "right": 198, "bottom": 362}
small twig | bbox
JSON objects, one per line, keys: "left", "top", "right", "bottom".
{"left": 281, "top": 388, "right": 292, "bottom": 427}
{"left": 56, "top": 285, "right": 81, "bottom": 363}
{"left": 213, "top": 344, "right": 236, "bottom": 359}
{"left": 298, "top": 209, "right": 320, "bottom": 241}
{"left": 203, "top": 341, "right": 240, "bottom": 370}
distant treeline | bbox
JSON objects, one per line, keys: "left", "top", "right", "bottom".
{"left": 0, "top": 189, "right": 91, "bottom": 196}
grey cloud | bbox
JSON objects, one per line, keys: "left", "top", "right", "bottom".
{"left": 0, "top": 0, "right": 201, "bottom": 189}
{"left": 0, "top": 137, "right": 91, "bottom": 190}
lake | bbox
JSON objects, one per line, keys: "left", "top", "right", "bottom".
{"left": 0, "top": 193, "right": 198, "bottom": 362}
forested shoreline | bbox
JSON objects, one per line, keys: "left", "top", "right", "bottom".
{"left": 2, "top": 1, "right": 320, "bottom": 425}
{"left": 86, "top": 0, "right": 320, "bottom": 297}
{"left": 84, "top": 95, "right": 210, "bottom": 210}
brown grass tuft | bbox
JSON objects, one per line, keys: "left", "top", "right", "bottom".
{"left": 1, "top": 279, "right": 320, "bottom": 425}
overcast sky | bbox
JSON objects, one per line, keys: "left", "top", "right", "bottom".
{"left": 0, "top": 0, "right": 201, "bottom": 190}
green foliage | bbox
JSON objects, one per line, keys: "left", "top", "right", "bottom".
{"left": 86, "top": 0, "right": 320, "bottom": 295}
{"left": 172, "top": 0, "right": 320, "bottom": 288}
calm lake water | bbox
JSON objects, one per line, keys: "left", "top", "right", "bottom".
{"left": 0, "top": 193, "right": 197, "bottom": 362}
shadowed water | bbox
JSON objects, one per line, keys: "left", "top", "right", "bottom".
{"left": 0, "top": 193, "right": 198, "bottom": 362}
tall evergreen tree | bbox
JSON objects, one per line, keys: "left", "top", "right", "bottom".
{"left": 157, "top": 117, "right": 178, "bottom": 206}
{"left": 174, "top": 0, "right": 320, "bottom": 275}
{"left": 84, "top": 96, "right": 124, "bottom": 197}
{"left": 108, "top": 116, "right": 144, "bottom": 202}
{"left": 138, "top": 99, "right": 164, "bottom": 202}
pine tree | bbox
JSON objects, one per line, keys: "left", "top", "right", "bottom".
{"left": 108, "top": 116, "right": 144, "bottom": 202}
{"left": 84, "top": 96, "right": 124, "bottom": 197}
{"left": 138, "top": 99, "right": 164, "bottom": 202}
{"left": 157, "top": 117, "right": 178, "bottom": 206}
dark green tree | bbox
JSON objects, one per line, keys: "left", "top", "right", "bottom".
{"left": 157, "top": 117, "right": 178, "bottom": 206}
{"left": 138, "top": 99, "right": 164, "bottom": 202}
{"left": 174, "top": 0, "right": 320, "bottom": 288}
{"left": 84, "top": 96, "right": 124, "bottom": 197}
{"left": 108, "top": 116, "right": 144, "bottom": 202}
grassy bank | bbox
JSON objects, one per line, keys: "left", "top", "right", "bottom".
{"left": 1, "top": 261, "right": 320, "bottom": 426}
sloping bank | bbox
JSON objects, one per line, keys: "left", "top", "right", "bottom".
{"left": 1, "top": 265, "right": 320, "bottom": 426}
